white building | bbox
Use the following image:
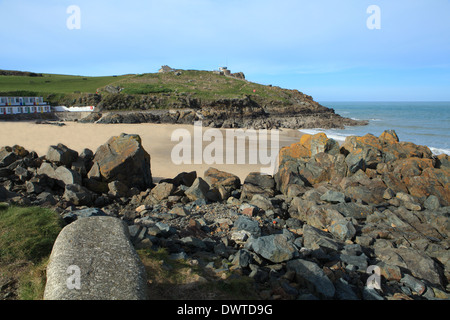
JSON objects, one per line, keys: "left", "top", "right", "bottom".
{"left": 0, "top": 96, "right": 51, "bottom": 115}
{"left": 53, "top": 106, "right": 96, "bottom": 112}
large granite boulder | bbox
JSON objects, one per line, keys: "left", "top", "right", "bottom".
{"left": 44, "top": 216, "right": 148, "bottom": 300}
{"left": 87, "top": 133, "right": 152, "bottom": 190}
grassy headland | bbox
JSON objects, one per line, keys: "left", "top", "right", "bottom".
{"left": 0, "top": 69, "right": 312, "bottom": 109}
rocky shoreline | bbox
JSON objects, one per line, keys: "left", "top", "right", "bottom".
{"left": 77, "top": 95, "right": 367, "bottom": 130}
{"left": 1, "top": 129, "right": 449, "bottom": 300}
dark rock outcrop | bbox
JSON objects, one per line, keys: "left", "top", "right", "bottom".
{"left": 88, "top": 133, "right": 152, "bottom": 190}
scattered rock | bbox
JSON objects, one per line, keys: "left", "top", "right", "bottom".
{"left": 250, "top": 232, "right": 297, "bottom": 263}
{"left": 63, "top": 184, "right": 94, "bottom": 206}
{"left": 287, "top": 259, "right": 336, "bottom": 299}
{"left": 320, "top": 190, "right": 347, "bottom": 204}
{"left": 62, "top": 208, "right": 108, "bottom": 223}
{"left": 184, "top": 177, "right": 210, "bottom": 201}
{"left": 150, "top": 182, "right": 175, "bottom": 202}
{"left": 46, "top": 144, "right": 78, "bottom": 167}
{"left": 329, "top": 220, "right": 356, "bottom": 241}
{"left": 2, "top": 129, "right": 450, "bottom": 301}
{"left": 240, "top": 172, "right": 275, "bottom": 200}
{"left": 233, "top": 215, "right": 261, "bottom": 238}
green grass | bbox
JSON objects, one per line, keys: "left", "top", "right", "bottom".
{"left": 0, "top": 73, "right": 132, "bottom": 95}
{"left": 0, "top": 205, "right": 64, "bottom": 263}
{"left": 0, "top": 205, "right": 64, "bottom": 300}
{"left": 0, "top": 69, "right": 299, "bottom": 109}
{"left": 115, "top": 70, "right": 290, "bottom": 102}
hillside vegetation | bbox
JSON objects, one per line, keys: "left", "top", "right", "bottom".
{"left": 0, "top": 69, "right": 308, "bottom": 108}
{"left": 0, "top": 68, "right": 365, "bottom": 129}
{"left": 0, "top": 72, "right": 133, "bottom": 106}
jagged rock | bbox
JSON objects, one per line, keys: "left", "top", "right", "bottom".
{"left": 374, "top": 246, "right": 443, "bottom": 287}
{"left": 297, "top": 205, "right": 345, "bottom": 231}
{"left": 341, "top": 133, "right": 383, "bottom": 171}
{"left": 287, "top": 259, "right": 336, "bottom": 299}
{"left": 37, "top": 162, "right": 81, "bottom": 189}
{"left": 150, "top": 182, "right": 175, "bottom": 202}
{"left": 184, "top": 178, "right": 210, "bottom": 202}
{"left": 26, "top": 180, "right": 43, "bottom": 194}
{"left": 274, "top": 160, "right": 305, "bottom": 195}
{"left": 108, "top": 180, "right": 129, "bottom": 198}
{"left": 339, "top": 252, "right": 368, "bottom": 271}
{"left": 1, "top": 127, "right": 449, "bottom": 301}
{"left": 379, "top": 130, "right": 399, "bottom": 144}
{"left": 233, "top": 215, "right": 261, "bottom": 238}
{"left": 62, "top": 208, "right": 108, "bottom": 223}
{"left": 376, "top": 262, "right": 402, "bottom": 282}
{"left": 329, "top": 220, "right": 356, "bottom": 241}
{"left": 0, "top": 185, "right": 16, "bottom": 201}
{"left": 169, "top": 206, "right": 190, "bottom": 216}
{"left": 231, "top": 249, "right": 252, "bottom": 268}
{"left": 172, "top": 171, "right": 197, "bottom": 187}
{"left": 400, "top": 274, "right": 426, "bottom": 295}
{"left": 53, "top": 166, "right": 82, "bottom": 188}
{"left": 249, "top": 194, "right": 273, "bottom": 211}
{"left": 63, "top": 184, "right": 94, "bottom": 206}
{"left": 278, "top": 133, "right": 339, "bottom": 164}
{"left": 83, "top": 178, "right": 109, "bottom": 194}
{"left": 424, "top": 195, "right": 441, "bottom": 210}
{"left": 71, "top": 160, "right": 87, "bottom": 177}
{"left": 46, "top": 144, "right": 78, "bottom": 167}
{"left": 0, "top": 147, "right": 19, "bottom": 167}
{"left": 250, "top": 233, "right": 297, "bottom": 263}
{"left": 240, "top": 172, "right": 275, "bottom": 200}
{"left": 331, "top": 202, "right": 373, "bottom": 220}
{"left": 204, "top": 167, "right": 241, "bottom": 200}
{"left": 302, "top": 225, "right": 341, "bottom": 253}
{"left": 37, "top": 162, "right": 56, "bottom": 178}
{"left": 320, "top": 190, "right": 347, "bottom": 204}
{"left": 334, "top": 278, "right": 359, "bottom": 300}
{"left": 87, "top": 133, "right": 152, "bottom": 190}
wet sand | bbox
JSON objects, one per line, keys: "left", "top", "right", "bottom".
{"left": 0, "top": 121, "right": 303, "bottom": 182}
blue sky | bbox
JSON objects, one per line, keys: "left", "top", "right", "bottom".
{"left": 1, "top": 0, "right": 449, "bottom": 101}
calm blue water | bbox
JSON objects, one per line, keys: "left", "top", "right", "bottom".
{"left": 300, "top": 101, "right": 450, "bottom": 155}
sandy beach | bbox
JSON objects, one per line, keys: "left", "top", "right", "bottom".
{"left": 0, "top": 121, "right": 303, "bottom": 182}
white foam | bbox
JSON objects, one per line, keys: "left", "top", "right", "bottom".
{"left": 299, "top": 129, "right": 326, "bottom": 136}
{"left": 430, "top": 147, "right": 450, "bottom": 156}
{"left": 299, "top": 129, "right": 350, "bottom": 143}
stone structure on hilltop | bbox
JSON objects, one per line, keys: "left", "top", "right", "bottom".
{"left": 158, "top": 65, "right": 176, "bottom": 73}
{"left": 214, "top": 67, "right": 246, "bottom": 80}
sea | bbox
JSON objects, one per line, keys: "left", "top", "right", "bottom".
{"left": 300, "top": 101, "right": 450, "bottom": 156}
